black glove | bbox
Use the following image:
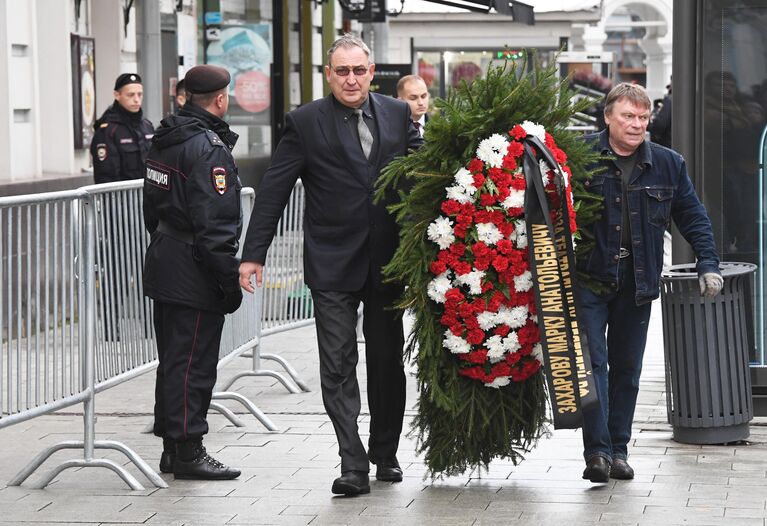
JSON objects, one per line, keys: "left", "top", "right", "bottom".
{"left": 221, "top": 288, "right": 243, "bottom": 314}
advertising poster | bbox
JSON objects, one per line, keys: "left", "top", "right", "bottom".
{"left": 206, "top": 24, "right": 271, "bottom": 115}
{"left": 71, "top": 34, "right": 96, "bottom": 149}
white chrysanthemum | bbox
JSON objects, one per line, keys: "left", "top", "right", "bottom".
{"left": 476, "top": 222, "right": 503, "bottom": 245}
{"left": 502, "top": 331, "right": 521, "bottom": 353}
{"left": 445, "top": 185, "right": 473, "bottom": 204}
{"left": 427, "top": 216, "right": 455, "bottom": 249}
{"left": 427, "top": 271, "right": 453, "bottom": 303}
{"left": 514, "top": 271, "right": 533, "bottom": 292}
{"left": 454, "top": 168, "right": 477, "bottom": 194}
{"left": 443, "top": 329, "right": 471, "bottom": 354}
{"left": 514, "top": 221, "right": 528, "bottom": 249}
{"left": 477, "top": 311, "right": 497, "bottom": 331}
{"left": 522, "top": 120, "right": 546, "bottom": 142}
{"left": 532, "top": 343, "right": 544, "bottom": 363}
{"left": 496, "top": 305, "right": 528, "bottom": 329}
{"left": 455, "top": 270, "right": 485, "bottom": 295}
{"left": 485, "top": 335, "right": 505, "bottom": 363}
{"left": 476, "top": 134, "right": 509, "bottom": 168}
{"left": 540, "top": 160, "right": 552, "bottom": 186}
{"left": 501, "top": 188, "right": 525, "bottom": 210}
{"left": 486, "top": 376, "right": 511, "bottom": 388}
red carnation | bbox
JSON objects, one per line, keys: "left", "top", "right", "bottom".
{"left": 468, "top": 158, "right": 484, "bottom": 173}
{"left": 450, "top": 324, "right": 463, "bottom": 337}
{"left": 544, "top": 132, "right": 556, "bottom": 149}
{"left": 454, "top": 225, "right": 468, "bottom": 239}
{"left": 480, "top": 193, "right": 497, "bottom": 207}
{"left": 510, "top": 177, "right": 526, "bottom": 190}
{"left": 449, "top": 241, "right": 466, "bottom": 256}
{"left": 441, "top": 313, "right": 458, "bottom": 327}
{"left": 502, "top": 155, "right": 518, "bottom": 171}
{"left": 441, "top": 199, "right": 461, "bottom": 216}
{"left": 497, "top": 239, "right": 513, "bottom": 255}
{"left": 506, "top": 351, "right": 522, "bottom": 365}
{"left": 458, "top": 302, "right": 475, "bottom": 319}
{"left": 507, "top": 140, "right": 524, "bottom": 158}
{"left": 472, "top": 241, "right": 490, "bottom": 257}
{"left": 472, "top": 173, "right": 486, "bottom": 188}
{"left": 444, "top": 288, "right": 465, "bottom": 304}
{"left": 453, "top": 261, "right": 472, "bottom": 276}
{"left": 462, "top": 348, "right": 488, "bottom": 364}
{"left": 494, "top": 324, "right": 511, "bottom": 337}
{"left": 464, "top": 316, "right": 480, "bottom": 330}
{"left": 518, "top": 321, "right": 540, "bottom": 345}
{"left": 492, "top": 255, "right": 510, "bottom": 272}
{"left": 481, "top": 280, "right": 494, "bottom": 293}
{"left": 459, "top": 366, "right": 486, "bottom": 381}
{"left": 474, "top": 210, "right": 491, "bottom": 224}
{"left": 466, "top": 329, "right": 485, "bottom": 345}
{"left": 510, "top": 124, "right": 527, "bottom": 139}
{"left": 430, "top": 260, "right": 448, "bottom": 275}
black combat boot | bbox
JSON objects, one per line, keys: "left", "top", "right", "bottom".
{"left": 159, "top": 438, "right": 175, "bottom": 474}
{"left": 173, "top": 439, "right": 241, "bottom": 480}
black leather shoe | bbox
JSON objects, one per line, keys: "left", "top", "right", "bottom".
{"left": 159, "top": 439, "right": 175, "bottom": 474}
{"left": 331, "top": 471, "right": 370, "bottom": 496}
{"left": 610, "top": 459, "right": 634, "bottom": 480}
{"left": 173, "top": 442, "right": 241, "bottom": 480}
{"left": 374, "top": 458, "right": 403, "bottom": 482}
{"left": 582, "top": 457, "right": 611, "bottom": 483}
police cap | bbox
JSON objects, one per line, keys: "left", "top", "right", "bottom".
{"left": 114, "top": 73, "right": 142, "bottom": 91}
{"left": 184, "top": 65, "right": 230, "bottom": 94}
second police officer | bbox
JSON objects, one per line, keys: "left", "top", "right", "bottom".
{"left": 91, "top": 73, "right": 154, "bottom": 184}
{"left": 143, "top": 64, "right": 243, "bottom": 480}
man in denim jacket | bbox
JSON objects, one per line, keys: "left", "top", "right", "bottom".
{"left": 578, "top": 83, "right": 722, "bottom": 483}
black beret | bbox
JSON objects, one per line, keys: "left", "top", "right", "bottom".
{"left": 184, "top": 65, "right": 230, "bottom": 94}
{"left": 114, "top": 73, "right": 142, "bottom": 91}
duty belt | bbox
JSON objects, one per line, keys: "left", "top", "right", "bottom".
{"left": 156, "top": 220, "right": 194, "bottom": 245}
{"left": 619, "top": 247, "right": 631, "bottom": 259}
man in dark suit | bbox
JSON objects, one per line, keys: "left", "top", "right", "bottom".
{"left": 239, "top": 34, "right": 422, "bottom": 496}
{"left": 397, "top": 74, "right": 430, "bottom": 138}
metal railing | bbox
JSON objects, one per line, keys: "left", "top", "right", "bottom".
{"left": 0, "top": 179, "right": 313, "bottom": 489}
{"left": 218, "top": 180, "right": 312, "bottom": 394}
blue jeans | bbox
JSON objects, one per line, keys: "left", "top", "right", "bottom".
{"left": 577, "top": 259, "right": 652, "bottom": 462}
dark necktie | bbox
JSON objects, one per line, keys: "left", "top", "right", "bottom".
{"left": 413, "top": 121, "right": 421, "bottom": 133}
{"left": 353, "top": 109, "right": 373, "bottom": 159}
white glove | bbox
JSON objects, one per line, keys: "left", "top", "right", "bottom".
{"left": 699, "top": 272, "right": 723, "bottom": 297}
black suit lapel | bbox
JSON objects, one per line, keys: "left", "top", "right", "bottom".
{"left": 369, "top": 93, "right": 390, "bottom": 171}
{"left": 317, "top": 95, "right": 369, "bottom": 185}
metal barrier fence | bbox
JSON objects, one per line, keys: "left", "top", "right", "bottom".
{"left": 0, "top": 179, "right": 312, "bottom": 489}
{"left": 218, "top": 180, "right": 312, "bottom": 394}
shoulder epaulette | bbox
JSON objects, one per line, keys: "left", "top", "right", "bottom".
{"left": 205, "top": 130, "right": 225, "bottom": 147}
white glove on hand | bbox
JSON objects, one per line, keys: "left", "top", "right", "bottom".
{"left": 699, "top": 272, "right": 723, "bottom": 297}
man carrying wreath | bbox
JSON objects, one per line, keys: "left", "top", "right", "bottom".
{"left": 577, "top": 83, "right": 722, "bottom": 483}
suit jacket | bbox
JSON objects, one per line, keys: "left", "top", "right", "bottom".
{"left": 242, "top": 92, "right": 422, "bottom": 291}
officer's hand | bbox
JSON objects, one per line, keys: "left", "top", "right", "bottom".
{"left": 222, "top": 288, "right": 243, "bottom": 314}
{"left": 239, "top": 261, "right": 264, "bottom": 293}
{"left": 699, "top": 272, "right": 723, "bottom": 298}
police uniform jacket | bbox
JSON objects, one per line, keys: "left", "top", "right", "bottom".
{"left": 91, "top": 103, "right": 154, "bottom": 183}
{"left": 142, "top": 103, "right": 242, "bottom": 314}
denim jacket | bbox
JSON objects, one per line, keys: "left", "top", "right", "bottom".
{"left": 577, "top": 130, "right": 720, "bottom": 305}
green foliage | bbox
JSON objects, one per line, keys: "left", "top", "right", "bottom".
{"left": 376, "top": 56, "right": 603, "bottom": 477}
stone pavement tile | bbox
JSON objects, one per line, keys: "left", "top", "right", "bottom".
{"left": 143, "top": 512, "right": 239, "bottom": 525}
{"left": 310, "top": 517, "right": 474, "bottom": 526}
{"left": 688, "top": 497, "right": 766, "bottom": 509}
{"left": 359, "top": 503, "right": 484, "bottom": 520}
{"left": 725, "top": 507, "right": 767, "bottom": 519}
{"left": 642, "top": 505, "right": 725, "bottom": 519}
{"left": 728, "top": 475, "right": 767, "bottom": 486}
{"left": 495, "top": 488, "right": 611, "bottom": 504}
{"left": 513, "top": 510, "right": 605, "bottom": 522}
{"left": 608, "top": 494, "right": 687, "bottom": 507}
{"left": 653, "top": 474, "right": 730, "bottom": 484}
{"left": 636, "top": 517, "right": 764, "bottom": 526}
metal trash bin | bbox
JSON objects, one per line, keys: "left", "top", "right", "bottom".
{"left": 660, "top": 262, "right": 756, "bottom": 444}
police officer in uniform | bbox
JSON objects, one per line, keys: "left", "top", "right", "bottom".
{"left": 91, "top": 73, "right": 154, "bottom": 183}
{"left": 143, "top": 64, "right": 243, "bottom": 480}
{"left": 91, "top": 74, "right": 154, "bottom": 341}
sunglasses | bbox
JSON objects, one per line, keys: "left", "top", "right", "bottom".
{"left": 332, "top": 66, "right": 369, "bottom": 77}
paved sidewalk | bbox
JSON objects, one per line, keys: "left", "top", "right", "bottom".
{"left": 1, "top": 303, "right": 766, "bottom": 525}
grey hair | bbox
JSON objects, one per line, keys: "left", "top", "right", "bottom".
{"left": 604, "top": 82, "right": 651, "bottom": 116}
{"left": 326, "top": 33, "right": 371, "bottom": 65}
